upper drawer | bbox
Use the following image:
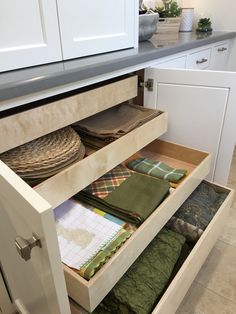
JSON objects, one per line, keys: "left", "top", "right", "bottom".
{"left": 155, "top": 56, "right": 186, "bottom": 69}
{"left": 34, "top": 111, "right": 167, "bottom": 208}
{"left": 210, "top": 41, "right": 230, "bottom": 70}
{"left": 0, "top": 75, "right": 138, "bottom": 154}
{"left": 64, "top": 140, "right": 211, "bottom": 312}
{"left": 186, "top": 48, "right": 211, "bottom": 70}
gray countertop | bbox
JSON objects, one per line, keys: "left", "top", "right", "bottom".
{"left": 0, "top": 31, "right": 235, "bottom": 103}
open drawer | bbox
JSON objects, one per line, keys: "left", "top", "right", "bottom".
{"left": 0, "top": 75, "right": 138, "bottom": 154}
{"left": 64, "top": 140, "right": 212, "bottom": 312}
{"left": 152, "top": 181, "right": 234, "bottom": 314}
{"left": 34, "top": 111, "right": 167, "bottom": 208}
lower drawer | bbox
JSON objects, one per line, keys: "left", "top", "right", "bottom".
{"left": 152, "top": 181, "right": 234, "bottom": 314}
{"left": 64, "top": 139, "right": 212, "bottom": 312}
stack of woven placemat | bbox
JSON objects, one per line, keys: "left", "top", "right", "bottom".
{"left": 0, "top": 126, "right": 85, "bottom": 185}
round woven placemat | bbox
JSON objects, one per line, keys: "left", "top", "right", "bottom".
{"left": 0, "top": 127, "right": 85, "bottom": 177}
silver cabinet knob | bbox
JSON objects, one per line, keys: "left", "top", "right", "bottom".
{"left": 15, "top": 233, "right": 42, "bottom": 261}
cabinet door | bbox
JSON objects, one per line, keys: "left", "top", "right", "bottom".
{"left": 0, "top": 162, "right": 70, "bottom": 314}
{"left": 57, "top": 0, "right": 138, "bottom": 59}
{"left": 0, "top": 0, "right": 62, "bottom": 72}
{"left": 144, "top": 67, "right": 236, "bottom": 185}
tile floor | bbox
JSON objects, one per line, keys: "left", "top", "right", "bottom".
{"left": 176, "top": 148, "right": 236, "bottom": 314}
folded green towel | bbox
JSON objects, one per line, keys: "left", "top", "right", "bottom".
{"left": 75, "top": 173, "right": 170, "bottom": 225}
{"left": 93, "top": 228, "right": 185, "bottom": 314}
{"left": 128, "top": 157, "right": 187, "bottom": 183}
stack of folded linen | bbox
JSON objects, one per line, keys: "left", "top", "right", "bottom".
{"left": 0, "top": 127, "right": 85, "bottom": 185}
{"left": 75, "top": 164, "right": 170, "bottom": 225}
{"left": 72, "top": 103, "right": 161, "bottom": 149}
{"left": 93, "top": 228, "right": 185, "bottom": 314}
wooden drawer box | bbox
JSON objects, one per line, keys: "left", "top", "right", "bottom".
{"left": 34, "top": 111, "right": 168, "bottom": 209}
{"left": 0, "top": 75, "right": 138, "bottom": 154}
{"left": 64, "top": 140, "right": 212, "bottom": 312}
{"left": 152, "top": 181, "right": 234, "bottom": 314}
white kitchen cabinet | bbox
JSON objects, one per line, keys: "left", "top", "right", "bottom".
{"left": 0, "top": 70, "right": 234, "bottom": 314}
{"left": 144, "top": 67, "right": 236, "bottom": 185}
{"left": 0, "top": 38, "right": 235, "bottom": 314}
{"left": 56, "top": 0, "right": 138, "bottom": 60}
{"left": 0, "top": 0, "right": 62, "bottom": 72}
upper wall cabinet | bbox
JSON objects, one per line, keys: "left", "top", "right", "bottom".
{"left": 0, "top": 0, "right": 62, "bottom": 72}
{"left": 56, "top": 0, "right": 138, "bottom": 59}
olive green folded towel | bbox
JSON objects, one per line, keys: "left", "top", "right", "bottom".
{"left": 93, "top": 228, "right": 185, "bottom": 314}
{"left": 75, "top": 173, "right": 170, "bottom": 225}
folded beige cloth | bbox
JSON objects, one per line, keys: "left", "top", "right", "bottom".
{"left": 73, "top": 103, "right": 161, "bottom": 140}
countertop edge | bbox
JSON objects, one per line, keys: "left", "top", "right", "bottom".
{"left": 0, "top": 31, "right": 235, "bottom": 103}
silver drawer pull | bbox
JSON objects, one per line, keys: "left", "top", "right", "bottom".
{"left": 217, "top": 47, "right": 227, "bottom": 52}
{"left": 15, "top": 233, "right": 42, "bottom": 261}
{"left": 196, "top": 58, "right": 208, "bottom": 64}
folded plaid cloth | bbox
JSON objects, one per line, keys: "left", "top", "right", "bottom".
{"left": 75, "top": 172, "right": 170, "bottom": 225}
{"left": 93, "top": 228, "right": 185, "bottom": 314}
{"left": 78, "top": 228, "right": 132, "bottom": 280}
{"left": 127, "top": 157, "right": 187, "bottom": 183}
{"left": 83, "top": 165, "right": 132, "bottom": 199}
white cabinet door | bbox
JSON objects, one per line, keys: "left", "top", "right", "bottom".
{"left": 57, "top": 0, "right": 138, "bottom": 59}
{"left": 0, "top": 0, "right": 62, "bottom": 72}
{"left": 0, "top": 162, "right": 70, "bottom": 314}
{"left": 144, "top": 67, "right": 236, "bottom": 185}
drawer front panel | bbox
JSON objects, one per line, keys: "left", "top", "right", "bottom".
{"left": 63, "top": 141, "right": 211, "bottom": 312}
{"left": 0, "top": 76, "right": 137, "bottom": 154}
{"left": 186, "top": 48, "right": 211, "bottom": 70}
{"left": 152, "top": 182, "right": 234, "bottom": 314}
{"left": 155, "top": 56, "right": 186, "bottom": 69}
{"left": 210, "top": 42, "right": 230, "bottom": 70}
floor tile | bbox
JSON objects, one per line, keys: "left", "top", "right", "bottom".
{"left": 220, "top": 206, "right": 236, "bottom": 247}
{"left": 195, "top": 240, "right": 236, "bottom": 304}
{"left": 176, "top": 282, "right": 236, "bottom": 314}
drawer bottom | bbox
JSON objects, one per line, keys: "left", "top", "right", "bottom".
{"left": 69, "top": 181, "right": 234, "bottom": 314}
